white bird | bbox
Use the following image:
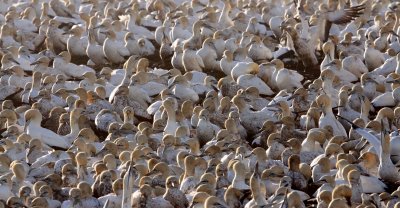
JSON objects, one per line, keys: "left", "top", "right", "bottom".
{"left": 232, "top": 95, "right": 276, "bottom": 135}
{"left": 103, "top": 30, "right": 130, "bottom": 65}
{"left": 132, "top": 71, "right": 166, "bottom": 97}
{"left": 24, "top": 109, "right": 70, "bottom": 149}
{"left": 46, "top": 19, "right": 68, "bottom": 54}
{"left": 364, "top": 40, "right": 385, "bottom": 71}
{"left": 182, "top": 43, "right": 205, "bottom": 72}
{"left": 53, "top": 51, "right": 95, "bottom": 78}
{"left": 49, "top": 0, "right": 76, "bottom": 18}
{"left": 16, "top": 47, "right": 35, "bottom": 72}
{"left": 371, "top": 87, "right": 400, "bottom": 108}
{"left": 94, "top": 109, "right": 123, "bottom": 133}
{"left": 108, "top": 56, "right": 139, "bottom": 102}
{"left": 155, "top": 20, "right": 171, "bottom": 46}
{"left": 316, "top": 95, "right": 347, "bottom": 138}
{"left": 320, "top": 69, "right": 339, "bottom": 107}
{"left": 87, "top": 29, "right": 108, "bottom": 66}
{"left": 356, "top": 126, "right": 400, "bottom": 184}
{"left": 0, "top": 176, "right": 14, "bottom": 201}
{"left": 126, "top": 10, "right": 155, "bottom": 39}
{"left": 237, "top": 74, "right": 274, "bottom": 96}
{"left": 196, "top": 38, "right": 220, "bottom": 72}
{"left": 218, "top": 0, "right": 234, "bottom": 29}
{"left": 272, "top": 59, "right": 303, "bottom": 92}
{"left": 162, "top": 98, "right": 179, "bottom": 136}
{"left": 246, "top": 17, "right": 267, "bottom": 36}
{"left": 128, "top": 77, "right": 152, "bottom": 109}
{"left": 231, "top": 62, "right": 258, "bottom": 81}
{"left": 324, "top": 59, "right": 358, "bottom": 84}
{"left": 224, "top": 38, "right": 239, "bottom": 53}
{"left": 171, "top": 45, "right": 185, "bottom": 72}
{"left": 132, "top": 38, "right": 156, "bottom": 57}
{"left": 125, "top": 32, "right": 140, "bottom": 56}
{"left": 373, "top": 54, "right": 397, "bottom": 76}
{"left": 395, "top": 53, "right": 400, "bottom": 74}
{"left": 247, "top": 36, "right": 272, "bottom": 62}
{"left": 170, "top": 17, "right": 191, "bottom": 43}
{"left": 67, "top": 26, "right": 88, "bottom": 60}
{"left": 220, "top": 50, "right": 237, "bottom": 76}
{"left": 197, "top": 114, "right": 220, "bottom": 148}
{"left": 342, "top": 55, "right": 369, "bottom": 78}
{"left": 169, "top": 75, "right": 199, "bottom": 103}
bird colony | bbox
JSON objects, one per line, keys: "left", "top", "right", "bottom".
{"left": 1, "top": 0, "right": 400, "bottom": 207}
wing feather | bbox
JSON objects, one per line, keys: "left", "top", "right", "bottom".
{"left": 327, "top": 4, "right": 365, "bottom": 24}
{"left": 355, "top": 128, "right": 381, "bottom": 156}
{"left": 320, "top": 4, "right": 365, "bottom": 42}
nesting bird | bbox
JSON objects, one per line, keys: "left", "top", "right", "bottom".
{"left": 0, "top": 0, "right": 399, "bottom": 207}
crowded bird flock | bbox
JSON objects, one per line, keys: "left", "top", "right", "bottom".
{"left": 1, "top": 0, "right": 400, "bottom": 207}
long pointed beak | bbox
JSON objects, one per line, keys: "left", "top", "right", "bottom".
{"left": 11, "top": 58, "right": 20, "bottom": 65}
{"left": 24, "top": 120, "right": 31, "bottom": 132}
{"left": 391, "top": 30, "right": 399, "bottom": 38}
{"left": 369, "top": 78, "right": 379, "bottom": 84}
{"left": 80, "top": 110, "right": 89, "bottom": 116}
{"left": 332, "top": 105, "right": 344, "bottom": 110}
{"left": 194, "top": 181, "right": 204, "bottom": 189}
{"left": 327, "top": 53, "right": 333, "bottom": 61}
{"left": 386, "top": 79, "right": 396, "bottom": 83}
{"left": 287, "top": 94, "right": 296, "bottom": 101}
{"left": 324, "top": 62, "right": 334, "bottom": 67}
{"left": 30, "top": 60, "right": 40, "bottom": 65}
{"left": 386, "top": 78, "right": 400, "bottom": 84}
{"left": 266, "top": 103, "right": 278, "bottom": 108}
{"left": 1, "top": 131, "right": 9, "bottom": 137}
{"left": 122, "top": 3, "right": 133, "bottom": 9}
{"left": 196, "top": 8, "right": 206, "bottom": 13}
{"left": 67, "top": 144, "right": 75, "bottom": 151}
{"left": 210, "top": 42, "right": 217, "bottom": 51}
{"left": 203, "top": 23, "right": 214, "bottom": 30}
{"left": 313, "top": 180, "right": 326, "bottom": 186}
{"left": 167, "top": 81, "right": 175, "bottom": 88}
{"left": 125, "top": 162, "right": 133, "bottom": 184}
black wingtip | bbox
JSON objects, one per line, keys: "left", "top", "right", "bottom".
{"left": 335, "top": 114, "right": 360, "bottom": 129}
{"left": 51, "top": 145, "right": 68, "bottom": 151}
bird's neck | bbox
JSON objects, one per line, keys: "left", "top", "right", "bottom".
{"left": 6, "top": 117, "right": 17, "bottom": 126}
{"left": 220, "top": 4, "right": 231, "bottom": 21}
{"left": 233, "top": 170, "right": 245, "bottom": 182}
{"left": 302, "top": 138, "right": 316, "bottom": 151}
{"left": 338, "top": 97, "right": 348, "bottom": 109}
{"left": 250, "top": 177, "right": 265, "bottom": 204}
{"left": 184, "top": 164, "right": 195, "bottom": 178}
{"left": 165, "top": 108, "right": 176, "bottom": 122}
{"left": 322, "top": 105, "right": 334, "bottom": 116}
{"left": 69, "top": 118, "right": 80, "bottom": 137}
{"left": 32, "top": 78, "right": 41, "bottom": 89}
{"left": 380, "top": 135, "right": 391, "bottom": 161}
{"left": 124, "top": 115, "right": 134, "bottom": 125}
{"left": 28, "top": 118, "right": 42, "bottom": 127}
